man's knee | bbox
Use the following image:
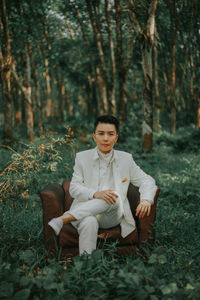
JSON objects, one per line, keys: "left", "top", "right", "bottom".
{"left": 78, "top": 216, "right": 99, "bottom": 233}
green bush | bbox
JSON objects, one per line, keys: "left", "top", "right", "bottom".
{"left": 0, "top": 126, "right": 200, "bottom": 299}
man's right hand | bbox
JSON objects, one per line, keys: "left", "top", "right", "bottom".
{"left": 93, "top": 190, "right": 118, "bottom": 205}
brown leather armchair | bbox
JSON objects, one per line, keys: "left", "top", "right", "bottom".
{"left": 40, "top": 180, "right": 160, "bottom": 260}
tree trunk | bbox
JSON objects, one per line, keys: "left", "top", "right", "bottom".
{"left": 29, "top": 45, "right": 43, "bottom": 136}
{"left": 153, "top": 24, "right": 160, "bottom": 131}
{"left": 196, "top": 97, "right": 200, "bottom": 127}
{"left": 44, "top": 58, "right": 52, "bottom": 119}
{"left": 60, "top": 81, "right": 65, "bottom": 122}
{"left": 166, "top": 0, "right": 178, "bottom": 134}
{"left": 96, "top": 67, "right": 107, "bottom": 115}
{"left": 171, "top": 40, "right": 176, "bottom": 134}
{"left": 163, "top": 71, "right": 171, "bottom": 108}
{"left": 142, "top": 45, "right": 153, "bottom": 151}
{"left": 86, "top": 0, "right": 108, "bottom": 113}
{"left": 115, "top": 0, "right": 127, "bottom": 122}
{"left": 50, "top": 69, "right": 57, "bottom": 126}
{"left": 12, "top": 74, "right": 20, "bottom": 129}
{"left": 105, "top": 0, "right": 116, "bottom": 115}
{"left": 0, "top": 0, "right": 12, "bottom": 139}
{"left": 129, "top": 0, "right": 158, "bottom": 151}
{"left": 24, "top": 45, "right": 34, "bottom": 142}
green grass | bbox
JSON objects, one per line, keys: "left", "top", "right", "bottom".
{"left": 0, "top": 127, "right": 200, "bottom": 299}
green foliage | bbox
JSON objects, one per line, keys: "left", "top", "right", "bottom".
{"left": 0, "top": 134, "right": 75, "bottom": 202}
{"left": 155, "top": 126, "right": 200, "bottom": 153}
{"left": 0, "top": 127, "right": 200, "bottom": 299}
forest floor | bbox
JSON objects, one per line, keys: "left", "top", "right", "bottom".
{"left": 0, "top": 125, "right": 200, "bottom": 300}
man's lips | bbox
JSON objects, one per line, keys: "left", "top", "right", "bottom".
{"left": 102, "top": 144, "right": 109, "bottom": 146}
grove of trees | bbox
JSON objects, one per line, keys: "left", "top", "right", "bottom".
{"left": 1, "top": 0, "right": 200, "bottom": 151}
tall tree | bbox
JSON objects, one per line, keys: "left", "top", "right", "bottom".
{"left": 113, "top": 0, "right": 134, "bottom": 122}
{"left": 105, "top": 0, "right": 116, "bottom": 114}
{"left": 0, "top": 0, "right": 12, "bottom": 139}
{"left": 165, "top": 0, "right": 179, "bottom": 134}
{"left": 86, "top": 0, "right": 108, "bottom": 114}
{"left": 129, "top": 0, "right": 158, "bottom": 151}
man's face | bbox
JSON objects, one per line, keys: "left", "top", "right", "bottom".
{"left": 93, "top": 122, "right": 118, "bottom": 154}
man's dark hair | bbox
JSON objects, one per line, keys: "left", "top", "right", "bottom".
{"left": 94, "top": 115, "right": 119, "bottom": 133}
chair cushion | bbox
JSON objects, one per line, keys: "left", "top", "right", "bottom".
{"left": 59, "top": 223, "right": 138, "bottom": 248}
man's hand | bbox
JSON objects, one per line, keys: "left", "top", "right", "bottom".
{"left": 136, "top": 200, "right": 151, "bottom": 218}
{"left": 93, "top": 190, "right": 118, "bottom": 205}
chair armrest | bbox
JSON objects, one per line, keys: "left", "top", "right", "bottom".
{"left": 40, "top": 183, "right": 65, "bottom": 257}
{"left": 138, "top": 188, "right": 160, "bottom": 247}
{"left": 127, "top": 183, "right": 140, "bottom": 215}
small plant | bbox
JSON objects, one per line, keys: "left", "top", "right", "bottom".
{"left": 0, "top": 135, "right": 75, "bottom": 202}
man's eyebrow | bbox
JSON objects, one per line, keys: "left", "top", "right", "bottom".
{"left": 97, "top": 130, "right": 115, "bottom": 133}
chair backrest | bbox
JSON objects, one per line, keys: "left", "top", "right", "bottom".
{"left": 62, "top": 180, "right": 73, "bottom": 211}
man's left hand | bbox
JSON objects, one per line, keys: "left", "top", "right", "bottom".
{"left": 136, "top": 200, "right": 151, "bottom": 218}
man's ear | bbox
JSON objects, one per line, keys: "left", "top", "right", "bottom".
{"left": 92, "top": 133, "right": 96, "bottom": 142}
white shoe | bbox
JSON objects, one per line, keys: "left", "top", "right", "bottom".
{"left": 48, "top": 218, "right": 63, "bottom": 235}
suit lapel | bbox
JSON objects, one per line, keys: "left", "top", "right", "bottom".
{"left": 112, "top": 152, "right": 123, "bottom": 198}
{"left": 90, "top": 149, "right": 99, "bottom": 190}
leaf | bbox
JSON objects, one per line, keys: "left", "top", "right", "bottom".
{"left": 44, "top": 281, "right": 58, "bottom": 290}
{"left": 145, "top": 285, "right": 155, "bottom": 293}
{"left": 148, "top": 254, "right": 157, "bottom": 264}
{"left": 0, "top": 281, "right": 14, "bottom": 298}
{"left": 185, "top": 283, "right": 194, "bottom": 290}
{"left": 73, "top": 258, "right": 84, "bottom": 272}
{"left": 150, "top": 296, "right": 159, "bottom": 300}
{"left": 19, "top": 249, "right": 35, "bottom": 266}
{"left": 49, "top": 162, "right": 58, "bottom": 172}
{"left": 135, "top": 289, "right": 148, "bottom": 299}
{"left": 91, "top": 249, "right": 104, "bottom": 262}
{"left": 13, "top": 289, "right": 30, "bottom": 300}
{"left": 158, "top": 255, "right": 167, "bottom": 265}
{"left": 20, "top": 276, "right": 30, "bottom": 287}
{"left": 160, "top": 285, "right": 171, "bottom": 295}
{"left": 160, "top": 283, "right": 178, "bottom": 295}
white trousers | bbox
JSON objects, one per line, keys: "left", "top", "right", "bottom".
{"left": 64, "top": 194, "right": 123, "bottom": 255}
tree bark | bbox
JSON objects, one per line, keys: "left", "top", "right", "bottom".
{"left": 0, "top": 0, "right": 12, "bottom": 139}
{"left": 115, "top": 0, "right": 126, "bottom": 122}
{"left": 129, "top": 0, "right": 158, "bottom": 151}
{"left": 96, "top": 67, "right": 108, "bottom": 115}
{"left": 197, "top": 97, "right": 200, "bottom": 127}
{"left": 163, "top": 71, "right": 171, "bottom": 108}
{"left": 44, "top": 57, "right": 52, "bottom": 119}
{"left": 153, "top": 24, "right": 160, "bottom": 131}
{"left": 12, "top": 74, "right": 20, "bottom": 129}
{"left": 24, "top": 45, "right": 34, "bottom": 142}
{"left": 86, "top": 0, "right": 108, "bottom": 113}
{"left": 166, "top": 0, "right": 178, "bottom": 134}
{"left": 171, "top": 38, "right": 176, "bottom": 134}
{"left": 29, "top": 46, "right": 43, "bottom": 136}
{"left": 105, "top": 0, "right": 116, "bottom": 115}
{"left": 59, "top": 80, "right": 65, "bottom": 122}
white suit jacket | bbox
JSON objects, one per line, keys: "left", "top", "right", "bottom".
{"left": 69, "top": 147, "right": 157, "bottom": 238}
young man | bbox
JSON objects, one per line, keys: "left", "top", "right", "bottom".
{"left": 48, "top": 115, "right": 157, "bottom": 255}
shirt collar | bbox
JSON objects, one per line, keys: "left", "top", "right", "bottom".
{"left": 93, "top": 147, "right": 117, "bottom": 163}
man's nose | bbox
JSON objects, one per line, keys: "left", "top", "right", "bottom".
{"left": 103, "top": 134, "right": 108, "bottom": 140}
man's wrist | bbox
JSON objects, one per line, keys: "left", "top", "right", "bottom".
{"left": 88, "top": 189, "right": 96, "bottom": 200}
{"left": 140, "top": 200, "right": 151, "bottom": 205}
